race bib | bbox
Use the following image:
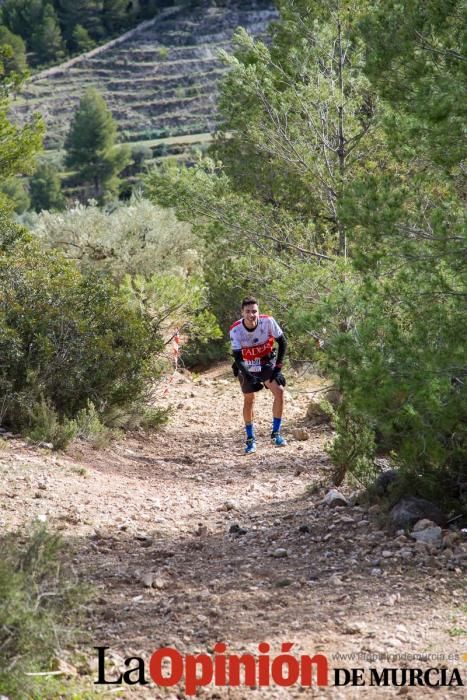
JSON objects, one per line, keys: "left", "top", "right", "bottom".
{"left": 246, "top": 358, "right": 261, "bottom": 372}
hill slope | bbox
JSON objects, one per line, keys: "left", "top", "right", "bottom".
{"left": 11, "top": 1, "right": 277, "bottom": 150}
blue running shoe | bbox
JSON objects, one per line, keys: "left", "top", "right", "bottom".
{"left": 271, "top": 431, "right": 287, "bottom": 447}
{"left": 244, "top": 438, "right": 257, "bottom": 454}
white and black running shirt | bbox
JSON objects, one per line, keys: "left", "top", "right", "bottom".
{"left": 229, "top": 315, "right": 283, "bottom": 373}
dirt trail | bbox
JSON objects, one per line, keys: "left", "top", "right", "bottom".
{"left": 0, "top": 365, "right": 465, "bottom": 699}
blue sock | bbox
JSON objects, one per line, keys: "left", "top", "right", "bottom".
{"left": 245, "top": 423, "right": 254, "bottom": 440}
{"left": 272, "top": 417, "right": 282, "bottom": 434}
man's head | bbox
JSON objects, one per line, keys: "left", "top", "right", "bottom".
{"left": 241, "top": 296, "right": 259, "bottom": 329}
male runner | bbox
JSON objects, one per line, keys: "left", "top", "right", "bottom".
{"left": 230, "top": 296, "right": 287, "bottom": 454}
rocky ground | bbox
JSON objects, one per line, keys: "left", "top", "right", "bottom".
{"left": 0, "top": 364, "right": 465, "bottom": 699}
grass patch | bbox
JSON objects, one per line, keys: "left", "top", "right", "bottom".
{"left": 25, "top": 399, "right": 116, "bottom": 451}
{"left": 128, "top": 131, "right": 213, "bottom": 148}
{"left": 69, "top": 465, "right": 89, "bottom": 477}
{"left": 74, "top": 401, "right": 115, "bottom": 450}
{"left": 104, "top": 402, "right": 170, "bottom": 431}
{"left": 26, "top": 399, "right": 78, "bottom": 451}
{"left": 0, "top": 525, "right": 91, "bottom": 699}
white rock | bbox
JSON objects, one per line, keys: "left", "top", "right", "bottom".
{"left": 386, "top": 638, "right": 402, "bottom": 648}
{"left": 140, "top": 572, "right": 154, "bottom": 588}
{"left": 411, "top": 526, "right": 442, "bottom": 546}
{"left": 324, "top": 489, "right": 348, "bottom": 507}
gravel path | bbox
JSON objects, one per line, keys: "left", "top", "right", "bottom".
{"left": 1, "top": 365, "right": 465, "bottom": 698}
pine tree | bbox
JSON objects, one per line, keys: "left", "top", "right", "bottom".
{"left": 103, "top": 0, "right": 130, "bottom": 33}
{"left": 55, "top": 0, "right": 104, "bottom": 44}
{"left": 146, "top": 0, "right": 385, "bottom": 329}
{"left": 30, "top": 3, "right": 66, "bottom": 65}
{"left": 1, "top": 0, "right": 47, "bottom": 65}
{"left": 0, "top": 178, "right": 30, "bottom": 213}
{"left": 71, "top": 24, "right": 96, "bottom": 53}
{"left": 214, "top": 0, "right": 384, "bottom": 258}
{"left": 1, "top": 0, "right": 66, "bottom": 66}
{"left": 0, "top": 26, "right": 28, "bottom": 77}
{"left": 64, "top": 87, "right": 130, "bottom": 200}
{"left": 0, "top": 62, "right": 43, "bottom": 213}
{"left": 331, "top": 0, "right": 467, "bottom": 495}
{"left": 0, "top": 37, "right": 43, "bottom": 213}
{"left": 29, "top": 162, "right": 65, "bottom": 212}
{"left": 359, "top": 0, "right": 465, "bottom": 168}
{"left": 1, "top": 0, "right": 33, "bottom": 38}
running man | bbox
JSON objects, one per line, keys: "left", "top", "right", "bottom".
{"left": 230, "top": 296, "right": 287, "bottom": 454}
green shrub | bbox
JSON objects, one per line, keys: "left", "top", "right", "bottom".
{"left": 0, "top": 176, "right": 30, "bottom": 213}
{"left": 33, "top": 197, "right": 198, "bottom": 280}
{"left": 0, "top": 525, "right": 89, "bottom": 699}
{"left": 74, "top": 400, "right": 114, "bottom": 448}
{"left": 71, "top": 24, "right": 96, "bottom": 53}
{"left": 26, "top": 397, "right": 78, "bottom": 450}
{"left": 153, "top": 142, "right": 169, "bottom": 158}
{"left": 156, "top": 46, "right": 169, "bottom": 60}
{"left": 0, "top": 222, "right": 160, "bottom": 433}
{"left": 139, "top": 406, "right": 170, "bottom": 430}
{"left": 103, "top": 401, "right": 170, "bottom": 431}
{"left": 128, "top": 143, "right": 153, "bottom": 175}
{"left": 137, "top": 127, "right": 171, "bottom": 140}
{"left": 326, "top": 402, "right": 378, "bottom": 488}
{"left": 181, "top": 336, "right": 229, "bottom": 368}
{"left": 29, "top": 161, "right": 66, "bottom": 213}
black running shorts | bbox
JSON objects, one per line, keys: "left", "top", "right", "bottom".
{"left": 239, "top": 362, "right": 276, "bottom": 394}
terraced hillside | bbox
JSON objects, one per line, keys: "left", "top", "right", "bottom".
{"left": 11, "top": 1, "right": 277, "bottom": 150}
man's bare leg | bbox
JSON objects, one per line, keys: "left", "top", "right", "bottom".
{"left": 265, "top": 379, "right": 286, "bottom": 445}
{"left": 265, "top": 379, "right": 284, "bottom": 418}
{"left": 242, "top": 393, "right": 256, "bottom": 453}
{"left": 243, "top": 393, "right": 255, "bottom": 424}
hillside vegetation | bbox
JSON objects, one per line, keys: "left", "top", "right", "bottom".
{"left": 10, "top": 1, "right": 277, "bottom": 151}
{"left": 0, "top": 1, "right": 184, "bottom": 67}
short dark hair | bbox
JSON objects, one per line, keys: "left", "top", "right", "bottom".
{"left": 241, "top": 296, "right": 258, "bottom": 308}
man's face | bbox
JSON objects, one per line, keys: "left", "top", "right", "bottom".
{"left": 242, "top": 303, "right": 259, "bottom": 328}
